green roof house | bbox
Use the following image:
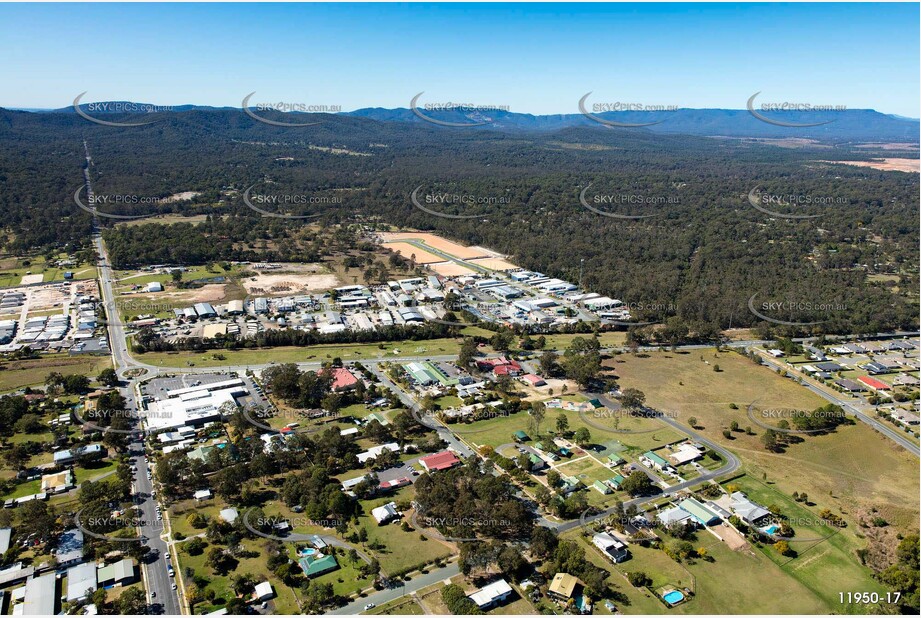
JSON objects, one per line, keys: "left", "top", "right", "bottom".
{"left": 606, "top": 454, "right": 625, "bottom": 465}
{"left": 513, "top": 430, "right": 530, "bottom": 442}
{"left": 643, "top": 450, "right": 670, "bottom": 470}
{"left": 606, "top": 475, "right": 625, "bottom": 490}
{"left": 298, "top": 553, "right": 339, "bottom": 578}
{"left": 593, "top": 480, "right": 612, "bottom": 495}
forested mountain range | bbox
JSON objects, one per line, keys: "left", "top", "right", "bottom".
{"left": 33, "top": 100, "right": 921, "bottom": 142}
{"left": 0, "top": 105, "right": 917, "bottom": 335}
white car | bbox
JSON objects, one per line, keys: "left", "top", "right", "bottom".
{"left": 364, "top": 603, "right": 376, "bottom": 610}
{"left": 172, "top": 583, "right": 177, "bottom": 590}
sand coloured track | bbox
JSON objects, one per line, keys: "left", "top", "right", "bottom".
{"left": 381, "top": 242, "right": 444, "bottom": 264}
{"left": 379, "top": 232, "right": 490, "bottom": 259}
{"left": 428, "top": 261, "right": 476, "bottom": 276}
{"left": 466, "top": 256, "right": 519, "bottom": 271}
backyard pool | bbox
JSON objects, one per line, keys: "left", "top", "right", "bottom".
{"left": 764, "top": 524, "right": 780, "bottom": 535}
{"left": 662, "top": 590, "right": 685, "bottom": 605}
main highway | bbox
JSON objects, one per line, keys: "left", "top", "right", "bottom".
{"left": 86, "top": 137, "right": 183, "bottom": 614}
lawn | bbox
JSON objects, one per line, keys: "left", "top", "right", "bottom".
{"left": 354, "top": 490, "right": 454, "bottom": 575}
{"left": 177, "top": 536, "right": 301, "bottom": 615}
{"left": 723, "top": 475, "right": 889, "bottom": 611}
{"left": 137, "top": 338, "right": 464, "bottom": 368}
{"left": 0, "top": 354, "right": 113, "bottom": 393}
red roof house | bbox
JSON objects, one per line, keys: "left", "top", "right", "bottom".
{"left": 419, "top": 450, "right": 461, "bottom": 472}
{"left": 521, "top": 373, "right": 546, "bottom": 386}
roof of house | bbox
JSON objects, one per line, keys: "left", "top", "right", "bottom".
{"left": 513, "top": 430, "right": 529, "bottom": 440}
{"left": 657, "top": 506, "right": 693, "bottom": 526}
{"left": 644, "top": 451, "right": 669, "bottom": 467}
{"left": 730, "top": 491, "right": 771, "bottom": 523}
{"left": 419, "top": 450, "right": 460, "bottom": 471}
{"left": 298, "top": 553, "right": 339, "bottom": 577}
{"left": 219, "top": 507, "right": 239, "bottom": 523}
{"left": 678, "top": 498, "right": 721, "bottom": 525}
{"left": 592, "top": 532, "right": 627, "bottom": 553}
{"left": 468, "top": 579, "right": 513, "bottom": 608}
{"left": 96, "top": 559, "right": 134, "bottom": 585}
{"left": 371, "top": 502, "right": 399, "bottom": 523}
{"left": 254, "top": 581, "right": 274, "bottom": 599}
{"left": 548, "top": 572, "right": 580, "bottom": 598}
{"left": 0, "top": 528, "right": 10, "bottom": 555}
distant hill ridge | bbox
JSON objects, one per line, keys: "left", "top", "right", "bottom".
{"left": 9, "top": 100, "right": 920, "bottom": 142}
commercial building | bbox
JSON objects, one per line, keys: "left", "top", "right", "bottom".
{"left": 23, "top": 572, "right": 57, "bottom": 615}
{"left": 419, "top": 450, "right": 461, "bottom": 472}
{"left": 66, "top": 562, "right": 98, "bottom": 601}
{"left": 146, "top": 378, "right": 249, "bottom": 431}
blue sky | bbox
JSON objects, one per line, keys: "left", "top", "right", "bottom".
{"left": 1, "top": 2, "right": 918, "bottom": 116}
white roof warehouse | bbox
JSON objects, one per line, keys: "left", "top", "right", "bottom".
{"left": 146, "top": 378, "right": 248, "bottom": 431}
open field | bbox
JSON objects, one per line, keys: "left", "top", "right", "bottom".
{"left": 609, "top": 348, "right": 921, "bottom": 529}
{"left": 820, "top": 158, "right": 920, "bottom": 173}
{"left": 115, "top": 214, "right": 211, "bottom": 227}
{"left": 0, "top": 255, "right": 97, "bottom": 287}
{"left": 136, "top": 338, "right": 464, "bottom": 367}
{"left": 378, "top": 232, "right": 490, "bottom": 260}
{"left": 0, "top": 354, "right": 112, "bottom": 392}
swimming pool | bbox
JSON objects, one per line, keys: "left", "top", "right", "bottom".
{"left": 663, "top": 591, "right": 685, "bottom": 605}
{"left": 764, "top": 524, "right": 780, "bottom": 535}
{"left": 299, "top": 548, "right": 318, "bottom": 557}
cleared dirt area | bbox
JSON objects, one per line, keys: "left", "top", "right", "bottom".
{"left": 466, "top": 256, "right": 519, "bottom": 271}
{"left": 240, "top": 272, "right": 340, "bottom": 295}
{"left": 822, "top": 158, "right": 920, "bottom": 173}
{"left": 428, "top": 261, "right": 476, "bottom": 276}
{"left": 379, "top": 232, "right": 488, "bottom": 260}
{"left": 381, "top": 241, "right": 444, "bottom": 264}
